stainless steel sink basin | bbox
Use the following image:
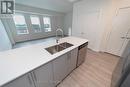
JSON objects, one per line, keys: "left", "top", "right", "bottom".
{"left": 45, "top": 42, "right": 73, "bottom": 54}
{"left": 45, "top": 45, "right": 65, "bottom": 54}
{"left": 59, "top": 42, "right": 73, "bottom": 48}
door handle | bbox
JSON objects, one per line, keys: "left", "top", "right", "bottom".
{"left": 126, "top": 37, "right": 130, "bottom": 39}
{"left": 121, "top": 37, "right": 126, "bottom": 39}
{"left": 121, "top": 37, "right": 130, "bottom": 39}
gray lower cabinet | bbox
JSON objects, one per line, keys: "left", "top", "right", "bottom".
{"left": 3, "top": 73, "right": 35, "bottom": 87}
{"left": 68, "top": 48, "right": 78, "bottom": 74}
{"left": 32, "top": 63, "right": 54, "bottom": 87}
{"left": 2, "top": 47, "right": 78, "bottom": 87}
{"left": 53, "top": 53, "right": 68, "bottom": 86}
{"left": 3, "top": 63, "right": 54, "bottom": 87}
{"left": 53, "top": 48, "right": 78, "bottom": 86}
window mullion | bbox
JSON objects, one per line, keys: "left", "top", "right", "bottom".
{"left": 39, "top": 15, "right": 45, "bottom": 33}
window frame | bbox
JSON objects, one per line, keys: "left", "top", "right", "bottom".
{"left": 13, "top": 13, "right": 29, "bottom": 35}
{"left": 30, "top": 15, "right": 41, "bottom": 33}
{"left": 43, "top": 16, "right": 52, "bottom": 32}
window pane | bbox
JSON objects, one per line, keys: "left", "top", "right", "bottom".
{"left": 30, "top": 15, "right": 41, "bottom": 33}
{"left": 43, "top": 17, "right": 51, "bottom": 32}
{"left": 13, "top": 14, "right": 29, "bottom": 35}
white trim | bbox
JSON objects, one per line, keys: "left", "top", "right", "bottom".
{"left": 15, "top": 10, "right": 52, "bottom": 16}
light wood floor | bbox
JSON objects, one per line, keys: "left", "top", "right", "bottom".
{"left": 58, "top": 49, "right": 120, "bottom": 87}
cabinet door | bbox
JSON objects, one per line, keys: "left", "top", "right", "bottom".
{"left": 33, "top": 63, "right": 54, "bottom": 87}
{"left": 68, "top": 48, "right": 78, "bottom": 73}
{"left": 3, "top": 74, "right": 35, "bottom": 87}
{"left": 53, "top": 53, "right": 68, "bottom": 86}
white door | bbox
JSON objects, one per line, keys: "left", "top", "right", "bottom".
{"left": 107, "top": 8, "right": 130, "bottom": 56}
{"left": 81, "top": 11, "right": 100, "bottom": 50}
{"left": 72, "top": 8, "right": 100, "bottom": 51}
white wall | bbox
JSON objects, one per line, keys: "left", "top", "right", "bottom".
{"left": 1, "top": 18, "right": 15, "bottom": 45}
{"left": 72, "top": 0, "right": 110, "bottom": 51}
{"left": 72, "top": 0, "right": 130, "bottom": 52}
{"left": 0, "top": 20, "right": 12, "bottom": 51}
{"left": 63, "top": 12, "right": 73, "bottom": 35}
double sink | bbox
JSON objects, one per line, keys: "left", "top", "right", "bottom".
{"left": 45, "top": 42, "right": 73, "bottom": 54}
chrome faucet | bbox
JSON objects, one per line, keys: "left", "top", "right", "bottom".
{"left": 56, "top": 28, "right": 64, "bottom": 43}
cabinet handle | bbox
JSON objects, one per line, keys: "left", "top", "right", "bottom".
{"left": 28, "top": 74, "right": 33, "bottom": 85}
{"left": 33, "top": 72, "right": 37, "bottom": 82}
{"left": 121, "top": 37, "right": 130, "bottom": 39}
{"left": 68, "top": 53, "right": 71, "bottom": 60}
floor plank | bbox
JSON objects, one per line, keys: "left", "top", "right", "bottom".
{"left": 58, "top": 49, "right": 120, "bottom": 87}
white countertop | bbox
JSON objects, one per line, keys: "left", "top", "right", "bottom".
{"left": 0, "top": 36, "right": 88, "bottom": 86}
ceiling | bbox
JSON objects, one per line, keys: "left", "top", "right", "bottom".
{"left": 15, "top": 0, "right": 80, "bottom": 13}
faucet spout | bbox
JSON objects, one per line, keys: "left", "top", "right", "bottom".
{"left": 56, "top": 28, "right": 64, "bottom": 43}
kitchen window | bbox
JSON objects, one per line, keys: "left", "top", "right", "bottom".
{"left": 30, "top": 15, "right": 41, "bottom": 33}
{"left": 43, "top": 17, "right": 51, "bottom": 32}
{"left": 13, "top": 14, "right": 29, "bottom": 35}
